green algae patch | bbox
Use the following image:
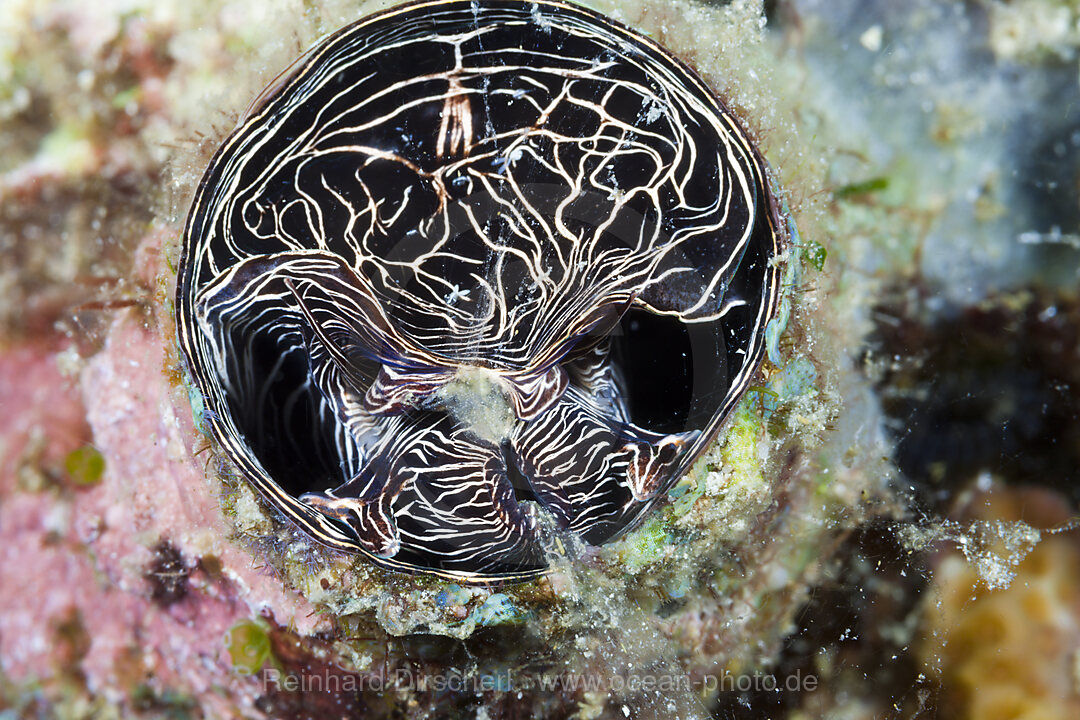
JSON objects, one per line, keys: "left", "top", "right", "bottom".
{"left": 225, "top": 618, "right": 273, "bottom": 675}
{"left": 64, "top": 445, "right": 105, "bottom": 487}
{"left": 109, "top": 86, "right": 141, "bottom": 112}
{"left": 39, "top": 124, "right": 97, "bottom": 176}
{"left": 803, "top": 238, "right": 828, "bottom": 271}
{"left": 707, "top": 404, "right": 767, "bottom": 497}
{"left": 612, "top": 516, "right": 671, "bottom": 575}
{"left": 834, "top": 176, "right": 889, "bottom": 200}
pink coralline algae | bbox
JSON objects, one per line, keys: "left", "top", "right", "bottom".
{"left": 0, "top": 233, "right": 328, "bottom": 714}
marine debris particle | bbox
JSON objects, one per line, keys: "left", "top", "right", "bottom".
{"left": 898, "top": 519, "right": 1041, "bottom": 591}
{"left": 145, "top": 540, "right": 191, "bottom": 606}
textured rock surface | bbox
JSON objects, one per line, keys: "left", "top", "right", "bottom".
{"left": 1, "top": 0, "right": 1079, "bottom": 718}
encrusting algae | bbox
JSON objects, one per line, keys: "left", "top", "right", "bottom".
{"left": 2, "top": 0, "right": 1079, "bottom": 718}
